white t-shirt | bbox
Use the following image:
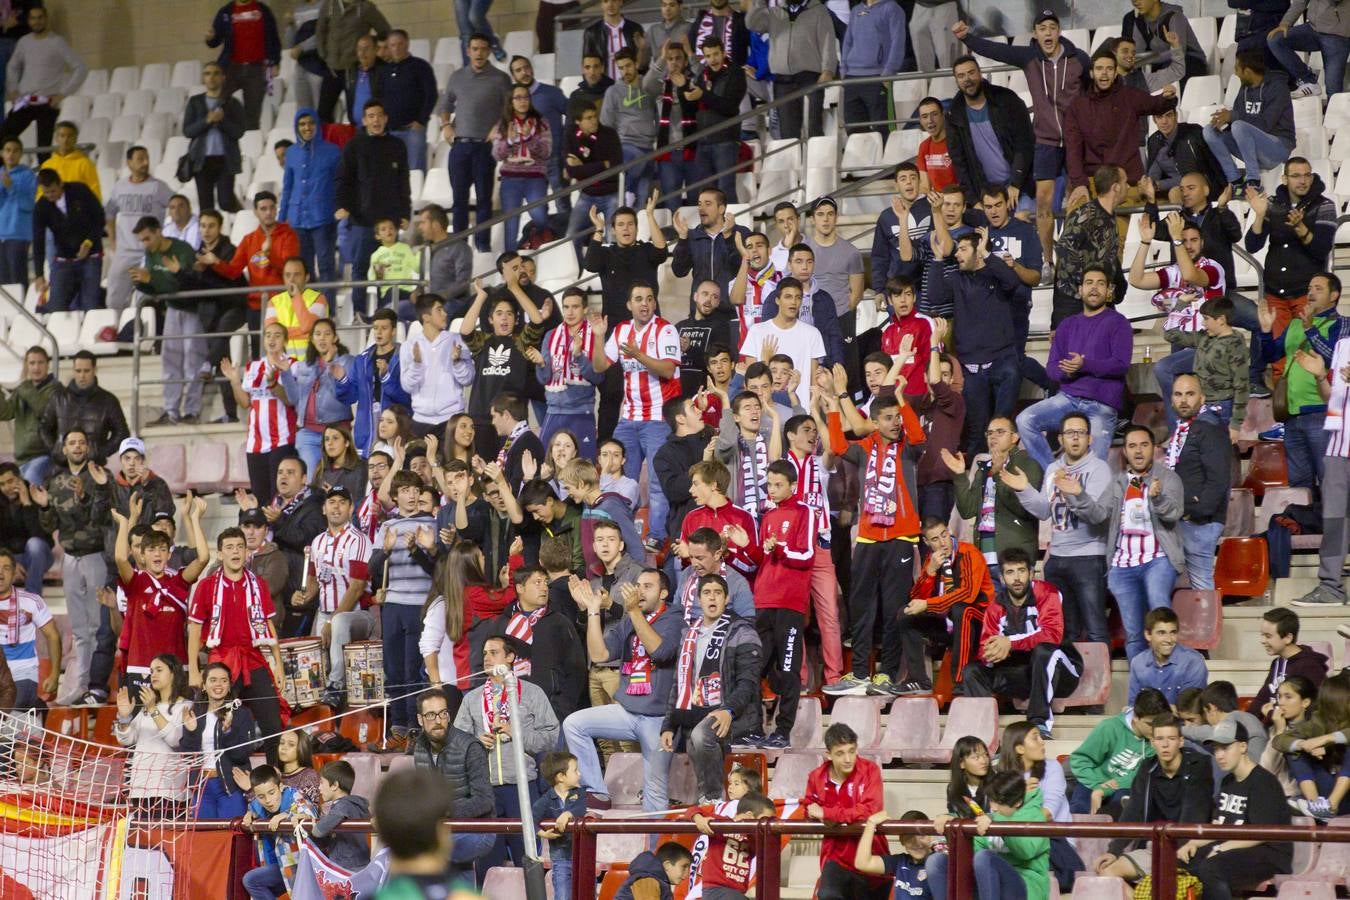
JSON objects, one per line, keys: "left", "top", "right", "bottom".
{"left": 740, "top": 318, "right": 826, "bottom": 409}
{"left": 0, "top": 589, "right": 53, "bottom": 683}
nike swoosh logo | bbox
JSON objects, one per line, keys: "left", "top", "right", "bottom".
{"left": 622, "top": 92, "right": 648, "bottom": 107}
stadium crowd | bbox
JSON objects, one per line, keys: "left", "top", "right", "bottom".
{"left": 1, "top": 0, "right": 1350, "bottom": 897}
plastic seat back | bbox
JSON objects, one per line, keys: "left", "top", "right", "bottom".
{"left": 1173, "top": 589, "right": 1223, "bottom": 650}
{"left": 1213, "top": 536, "right": 1270, "bottom": 598}
{"left": 1243, "top": 443, "right": 1289, "bottom": 496}
{"left": 879, "top": 697, "right": 940, "bottom": 757}
{"left": 1053, "top": 642, "right": 1111, "bottom": 711}
{"left": 602, "top": 752, "right": 645, "bottom": 807}
{"left": 768, "top": 751, "right": 818, "bottom": 800}
{"left": 830, "top": 697, "right": 882, "bottom": 750}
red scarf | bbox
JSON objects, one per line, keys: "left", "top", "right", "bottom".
{"left": 545, "top": 321, "right": 595, "bottom": 392}
{"left": 204, "top": 569, "right": 271, "bottom": 650}
{"left": 504, "top": 604, "right": 547, "bottom": 676}
{"left": 622, "top": 604, "right": 667, "bottom": 695}
{"left": 862, "top": 439, "right": 901, "bottom": 527}
{"left": 0, "top": 590, "right": 28, "bottom": 646}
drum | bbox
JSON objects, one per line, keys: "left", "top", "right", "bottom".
{"left": 344, "top": 640, "right": 385, "bottom": 707}
{"left": 279, "top": 637, "right": 326, "bottom": 709}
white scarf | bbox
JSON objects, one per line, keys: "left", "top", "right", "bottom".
{"left": 205, "top": 569, "right": 271, "bottom": 649}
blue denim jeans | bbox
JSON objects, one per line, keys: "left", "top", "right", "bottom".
{"left": 381, "top": 602, "right": 425, "bottom": 730}
{"left": 926, "top": 849, "right": 1027, "bottom": 900}
{"left": 1179, "top": 520, "right": 1225, "bottom": 591}
{"left": 340, "top": 222, "right": 376, "bottom": 290}
{"left": 1108, "top": 555, "right": 1178, "bottom": 662}
{"left": 19, "top": 456, "right": 51, "bottom": 487}
{"left": 195, "top": 776, "right": 248, "bottom": 819}
{"left": 0, "top": 238, "right": 28, "bottom": 289}
{"left": 242, "top": 864, "right": 286, "bottom": 900}
{"left": 450, "top": 830, "right": 496, "bottom": 865}
{"left": 1286, "top": 410, "right": 1330, "bottom": 489}
{"left": 1269, "top": 25, "right": 1350, "bottom": 96}
{"left": 562, "top": 702, "right": 672, "bottom": 812}
{"left": 693, "top": 141, "right": 739, "bottom": 202}
{"left": 392, "top": 127, "right": 428, "bottom": 171}
{"left": 1045, "top": 553, "right": 1109, "bottom": 643}
{"left": 297, "top": 222, "right": 337, "bottom": 294}
{"left": 550, "top": 852, "right": 573, "bottom": 899}
{"left": 613, "top": 418, "right": 670, "bottom": 540}
{"left": 17, "top": 535, "right": 52, "bottom": 597}
{"left": 961, "top": 355, "right": 1021, "bottom": 455}
{"left": 295, "top": 428, "right": 324, "bottom": 481}
{"left": 657, "top": 153, "right": 698, "bottom": 211}
{"left": 46, "top": 255, "right": 102, "bottom": 311}
{"left": 499, "top": 176, "right": 550, "bottom": 252}
{"left": 449, "top": 140, "right": 496, "bottom": 250}
{"left": 1015, "top": 392, "right": 1117, "bottom": 469}
{"left": 567, "top": 193, "right": 618, "bottom": 263}
{"left": 1204, "top": 120, "right": 1294, "bottom": 184}
{"left": 454, "top": 0, "right": 502, "bottom": 62}
{"left": 620, "top": 143, "right": 654, "bottom": 206}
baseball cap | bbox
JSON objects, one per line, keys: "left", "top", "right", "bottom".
{"left": 1034, "top": 9, "right": 1060, "bottom": 25}
{"left": 1205, "top": 719, "right": 1250, "bottom": 747}
{"left": 814, "top": 195, "right": 838, "bottom": 214}
{"left": 239, "top": 508, "right": 267, "bottom": 527}
{"left": 151, "top": 510, "right": 174, "bottom": 523}
{"left": 325, "top": 485, "right": 353, "bottom": 502}
{"left": 118, "top": 437, "right": 147, "bottom": 457}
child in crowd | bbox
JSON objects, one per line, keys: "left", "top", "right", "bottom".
{"left": 928, "top": 772, "right": 1050, "bottom": 900}
{"left": 367, "top": 217, "right": 420, "bottom": 318}
{"left": 614, "top": 842, "right": 693, "bottom": 900}
{"left": 1176, "top": 687, "right": 1205, "bottom": 726}
{"left": 1162, "top": 295, "right": 1249, "bottom": 441}
{"left": 854, "top": 809, "right": 938, "bottom": 899}
{"left": 1068, "top": 688, "right": 1169, "bottom": 817}
{"left": 535, "top": 750, "right": 587, "bottom": 899}
{"left": 1272, "top": 670, "right": 1350, "bottom": 821}
{"left": 691, "top": 792, "right": 777, "bottom": 900}
{"left": 726, "top": 766, "right": 762, "bottom": 800}
{"left": 240, "top": 765, "right": 318, "bottom": 900}
{"left": 308, "top": 760, "right": 371, "bottom": 870}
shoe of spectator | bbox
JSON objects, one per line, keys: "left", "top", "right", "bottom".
{"left": 148, "top": 411, "right": 177, "bottom": 426}
{"left": 868, "top": 674, "right": 898, "bottom": 695}
{"left": 1036, "top": 724, "right": 1052, "bottom": 740}
{"left": 893, "top": 680, "right": 932, "bottom": 696}
{"left": 1250, "top": 384, "right": 1273, "bottom": 400}
{"left": 211, "top": 414, "right": 239, "bottom": 424}
{"left": 585, "top": 792, "right": 612, "bottom": 810}
{"left": 1293, "top": 796, "right": 1335, "bottom": 821}
{"left": 1338, "top": 623, "right": 1350, "bottom": 640}
{"left": 822, "top": 674, "right": 871, "bottom": 696}
{"left": 1258, "top": 423, "right": 1284, "bottom": 441}
{"left": 1291, "top": 584, "right": 1347, "bottom": 606}
{"left": 1292, "top": 80, "right": 1322, "bottom": 98}
{"left": 491, "top": 44, "right": 507, "bottom": 61}
{"left": 97, "top": 325, "right": 117, "bottom": 342}
{"left": 78, "top": 690, "right": 106, "bottom": 707}
{"left": 738, "top": 732, "right": 767, "bottom": 747}
{"left": 759, "top": 733, "right": 790, "bottom": 750}
{"left": 322, "top": 687, "right": 346, "bottom": 711}
{"left": 179, "top": 413, "right": 199, "bottom": 424}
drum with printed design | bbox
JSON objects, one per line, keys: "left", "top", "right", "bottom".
{"left": 344, "top": 640, "right": 385, "bottom": 707}
{"left": 279, "top": 637, "right": 326, "bottom": 709}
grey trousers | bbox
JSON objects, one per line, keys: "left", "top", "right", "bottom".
{"left": 685, "top": 716, "right": 728, "bottom": 801}
{"left": 313, "top": 609, "right": 376, "bottom": 688}
{"left": 910, "top": 2, "right": 960, "bottom": 70}
{"left": 1317, "top": 454, "right": 1350, "bottom": 597}
{"left": 162, "top": 307, "right": 207, "bottom": 418}
{"left": 58, "top": 552, "right": 106, "bottom": 703}
{"left": 105, "top": 250, "right": 144, "bottom": 315}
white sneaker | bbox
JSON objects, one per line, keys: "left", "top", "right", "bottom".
{"left": 1292, "top": 80, "right": 1322, "bottom": 98}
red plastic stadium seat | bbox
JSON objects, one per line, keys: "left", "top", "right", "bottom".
{"left": 148, "top": 442, "right": 187, "bottom": 494}
{"left": 723, "top": 752, "right": 767, "bottom": 795}
{"left": 1213, "top": 537, "right": 1270, "bottom": 598}
{"left": 1052, "top": 642, "right": 1111, "bottom": 712}
{"left": 1277, "top": 882, "right": 1337, "bottom": 899}
{"left": 1131, "top": 398, "right": 1166, "bottom": 441}
{"left": 1070, "top": 813, "right": 1114, "bottom": 869}
{"left": 226, "top": 443, "right": 251, "bottom": 491}
{"left": 597, "top": 867, "right": 630, "bottom": 900}
{"left": 829, "top": 697, "right": 883, "bottom": 750}
{"left": 185, "top": 441, "right": 230, "bottom": 494}
{"left": 1275, "top": 816, "right": 1350, "bottom": 887}
{"left": 1243, "top": 443, "right": 1289, "bottom": 496}
{"left": 1072, "top": 876, "right": 1132, "bottom": 899}
{"left": 1224, "top": 488, "right": 1256, "bottom": 537}
{"left": 290, "top": 704, "right": 335, "bottom": 732}
{"left": 874, "top": 697, "right": 941, "bottom": 765}
{"left": 768, "top": 751, "right": 819, "bottom": 800}
{"left": 1173, "top": 589, "right": 1223, "bottom": 651}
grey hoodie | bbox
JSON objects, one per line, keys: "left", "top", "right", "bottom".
{"left": 1062, "top": 465, "right": 1187, "bottom": 573}
{"left": 745, "top": 0, "right": 839, "bottom": 76}
{"left": 312, "top": 793, "right": 372, "bottom": 870}
{"left": 601, "top": 77, "right": 660, "bottom": 148}
{"left": 1015, "top": 454, "right": 1112, "bottom": 557}
{"left": 1182, "top": 709, "right": 1269, "bottom": 765}
{"left": 1281, "top": 0, "right": 1350, "bottom": 39}
{"left": 454, "top": 679, "right": 560, "bottom": 784}
{"left": 1230, "top": 72, "right": 1296, "bottom": 148}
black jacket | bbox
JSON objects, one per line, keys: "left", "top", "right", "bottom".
{"left": 183, "top": 92, "right": 247, "bottom": 175}
{"left": 1108, "top": 748, "right": 1214, "bottom": 855}
{"left": 653, "top": 430, "right": 712, "bottom": 539}
{"left": 41, "top": 377, "right": 129, "bottom": 466}
{"left": 1172, "top": 417, "right": 1230, "bottom": 525}
{"left": 672, "top": 224, "right": 749, "bottom": 306}
{"left": 565, "top": 124, "right": 623, "bottom": 197}
{"left": 691, "top": 63, "right": 746, "bottom": 142}
{"left": 1145, "top": 123, "right": 1225, "bottom": 203}
{"left": 1244, "top": 176, "right": 1338, "bottom": 300}
{"left": 376, "top": 56, "right": 438, "bottom": 129}
{"left": 409, "top": 727, "right": 495, "bottom": 819}
{"left": 491, "top": 601, "right": 588, "bottom": 723}
{"left": 174, "top": 699, "right": 260, "bottom": 797}
{"left": 583, "top": 240, "right": 669, "bottom": 324}
{"left": 945, "top": 83, "right": 1036, "bottom": 201}
{"left": 335, "top": 130, "right": 411, "bottom": 226}
{"left": 270, "top": 492, "right": 326, "bottom": 607}
{"left": 582, "top": 18, "right": 647, "bottom": 74}
{"left": 0, "top": 493, "right": 50, "bottom": 552}
{"left": 32, "top": 182, "right": 104, "bottom": 277}
{"left": 660, "top": 614, "right": 762, "bottom": 742}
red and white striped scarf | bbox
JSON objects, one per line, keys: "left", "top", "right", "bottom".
{"left": 504, "top": 604, "right": 548, "bottom": 675}
{"left": 496, "top": 420, "right": 530, "bottom": 469}
{"left": 357, "top": 488, "right": 383, "bottom": 541}
{"left": 675, "top": 615, "right": 730, "bottom": 710}
{"left": 545, "top": 322, "right": 595, "bottom": 392}
{"left": 505, "top": 115, "right": 539, "bottom": 151}
{"left": 482, "top": 679, "right": 522, "bottom": 733}
{"left": 138, "top": 570, "right": 189, "bottom": 617}
{"left": 204, "top": 569, "right": 271, "bottom": 649}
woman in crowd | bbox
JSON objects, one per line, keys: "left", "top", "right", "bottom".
{"left": 178, "top": 661, "right": 260, "bottom": 819}
{"left": 1274, "top": 670, "right": 1350, "bottom": 820}
{"left": 311, "top": 423, "right": 368, "bottom": 499}
{"left": 113, "top": 654, "right": 193, "bottom": 816}
{"left": 525, "top": 428, "right": 579, "bottom": 499}
{"left": 439, "top": 413, "right": 477, "bottom": 467}
{"left": 491, "top": 84, "right": 552, "bottom": 253}
{"left": 276, "top": 728, "right": 321, "bottom": 807}
{"left": 1265, "top": 675, "right": 1317, "bottom": 793}
{"left": 283, "top": 317, "right": 354, "bottom": 477}
{"left": 371, "top": 405, "right": 416, "bottom": 460}
{"left": 998, "top": 720, "right": 1082, "bottom": 890}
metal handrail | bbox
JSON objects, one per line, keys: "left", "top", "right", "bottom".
{"left": 0, "top": 285, "right": 59, "bottom": 378}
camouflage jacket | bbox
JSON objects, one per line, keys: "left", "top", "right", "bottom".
{"left": 1055, "top": 200, "right": 1121, "bottom": 299}
{"left": 1164, "top": 328, "right": 1250, "bottom": 429}
{"left": 39, "top": 464, "right": 113, "bottom": 556}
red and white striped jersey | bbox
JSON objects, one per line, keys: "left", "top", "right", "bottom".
{"left": 307, "top": 525, "right": 372, "bottom": 614}
{"left": 604, "top": 316, "right": 681, "bottom": 422}
{"left": 1325, "top": 338, "right": 1350, "bottom": 458}
{"left": 1111, "top": 477, "right": 1165, "bottom": 569}
{"left": 244, "top": 359, "right": 297, "bottom": 453}
{"left": 737, "top": 264, "right": 782, "bottom": 353}
{"left": 787, "top": 449, "right": 831, "bottom": 544}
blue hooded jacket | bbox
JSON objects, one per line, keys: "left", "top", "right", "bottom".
{"left": 333, "top": 341, "right": 413, "bottom": 456}
{"left": 0, "top": 164, "right": 36, "bottom": 241}
{"left": 279, "top": 107, "right": 341, "bottom": 229}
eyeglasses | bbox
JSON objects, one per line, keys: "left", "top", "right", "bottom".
{"left": 419, "top": 710, "right": 451, "bottom": 721}
{"left": 1061, "top": 429, "right": 1090, "bottom": 437}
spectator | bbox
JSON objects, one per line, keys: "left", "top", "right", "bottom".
{"left": 437, "top": 34, "right": 511, "bottom": 252}
{"left": 1184, "top": 680, "right": 1270, "bottom": 763}
{"left": 178, "top": 661, "right": 260, "bottom": 819}
{"left": 1063, "top": 48, "right": 1177, "bottom": 217}
{"left": 822, "top": 392, "right": 925, "bottom": 696}
{"left": 240, "top": 507, "right": 289, "bottom": 602}
{"left": 839, "top": 0, "right": 905, "bottom": 136}
{"left": 870, "top": 164, "right": 938, "bottom": 298}
{"left": 981, "top": 184, "right": 1051, "bottom": 394}
{"left": 0, "top": 137, "right": 34, "bottom": 289}
{"left": 112, "top": 654, "right": 193, "bottom": 815}
{"left": 183, "top": 62, "right": 246, "bottom": 214}
{"left": 1121, "top": 0, "right": 1208, "bottom": 82}
{"left": 647, "top": 0, "right": 691, "bottom": 72}
{"left": 314, "top": 0, "right": 390, "bottom": 125}
{"left": 37, "top": 120, "right": 98, "bottom": 197}
{"left": 220, "top": 323, "right": 296, "bottom": 501}
{"left": 954, "top": 13, "right": 1089, "bottom": 264}
{"left": 104, "top": 147, "right": 175, "bottom": 317}
{"left": 569, "top": 53, "right": 614, "bottom": 115}
{"left": 264, "top": 257, "right": 328, "bottom": 359}
{"left": 0, "top": 7, "right": 85, "bottom": 157}
{"left": 366, "top": 216, "right": 418, "bottom": 315}
{"left": 379, "top": 30, "right": 436, "bottom": 171}
{"left": 944, "top": 416, "right": 1043, "bottom": 571}
{"left": 1268, "top": 0, "right": 1350, "bottom": 99}
{"left": 944, "top": 56, "right": 1036, "bottom": 235}
{"left": 1068, "top": 687, "right": 1169, "bottom": 816}
{"left": 342, "top": 34, "right": 385, "bottom": 129}
{"left": 660, "top": 574, "right": 761, "bottom": 801}
{"left": 31, "top": 168, "right": 103, "bottom": 312}
{"left": 742, "top": 276, "right": 828, "bottom": 413}
{"left": 239, "top": 765, "right": 317, "bottom": 898}
{"left": 1248, "top": 608, "right": 1331, "bottom": 718}
{"left": 672, "top": 188, "right": 749, "bottom": 309}
{"left": 1017, "top": 267, "right": 1132, "bottom": 467}
{"left": 493, "top": 83, "right": 553, "bottom": 253}
{"left": 688, "top": 0, "right": 748, "bottom": 71}
{"left": 40, "top": 352, "right": 128, "bottom": 466}
{"left": 205, "top": 0, "right": 281, "bottom": 130}
{"left": 1114, "top": 31, "right": 1186, "bottom": 94}
{"left": 1203, "top": 51, "right": 1295, "bottom": 189}
{"left": 130, "top": 217, "right": 205, "bottom": 426}
{"left": 600, "top": 48, "right": 656, "bottom": 207}
{"left": 249, "top": 455, "right": 325, "bottom": 626}
{"left": 1094, "top": 712, "right": 1214, "bottom": 885}
{"left": 310, "top": 424, "right": 366, "bottom": 497}
{"left": 306, "top": 760, "right": 371, "bottom": 870}
{"left": 804, "top": 723, "right": 887, "bottom": 898}
{"left": 510, "top": 56, "right": 569, "bottom": 218}
{"left": 910, "top": 0, "right": 959, "bottom": 70}
{"left": 582, "top": 0, "right": 648, "bottom": 80}
{"left": 911, "top": 98, "right": 955, "bottom": 194}
{"left": 565, "top": 100, "right": 623, "bottom": 260}
{"left": 677, "top": 459, "right": 763, "bottom": 584}
{"left": 459, "top": 278, "right": 547, "bottom": 459}
{"left": 914, "top": 344, "right": 965, "bottom": 523}
{"left": 614, "top": 845, "right": 694, "bottom": 899}
{"left": 645, "top": 42, "right": 700, "bottom": 212}
{"left": 0, "top": 0, "right": 35, "bottom": 108}
{"left": 564, "top": 570, "right": 682, "bottom": 811}
{"left": 279, "top": 109, "right": 339, "bottom": 296}
{"left": 729, "top": 232, "right": 781, "bottom": 353}
{"left": 744, "top": 0, "right": 838, "bottom": 140}
{"left": 485, "top": 395, "right": 545, "bottom": 495}
{"left": 0, "top": 463, "right": 52, "bottom": 602}
{"left": 280, "top": 318, "right": 351, "bottom": 475}
{"left": 336, "top": 100, "right": 410, "bottom": 289}
{"left": 453, "top": 634, "right": 560, "bottom": 870}
{"left": 1052, "top": 165, "right": 1126, "bottom": 328}
{"left": 534, "top": 751, "right": 587, "bottom": 899}
{"left": 676, "top": 280, "right": 735, "bottom": 395}
{"left": 1059, "top": 425, "right": 1184, "bottom": 662}
{"left": 689, "top": 38, "right": 746, "bottom": 201}
{"left": 490, "top": 561, "right": 586, "bottom": 721}
{"left": 0, "top": 545, "right": 58, "bottom": 706}
{"left": 807, "top": 196, "right": 864, "bottom": 363}
{"left": 1145, "top": 108, "right": 1227, "bottom": 204}
{"left": 376, "top": 767, "right": 475, "bottom": 890}
{"left": 285, "top": 0, "right": 325, "bottom": 109}
{"left": 1127, "top": 608, "right": 1209, "bottom": 706}
{"left": 332, "top": 308, "right": 410, "bottom": 457}
{"left": 1161, "top": 374, "right": 1237, "bottom": 593}
{"left": 1272, "top": 671, "right": 1350, "bottom": 820}
{"left": 532, "top": 288, "right": 603, "bottom": 454}
{"left": 0, "top": 346, "right": 59, "bottom": 485}
{"left": 162, "top": 194, "right": 201, "bottom": 247}
{"left": 415, "top": 204, "right": 471, "bottom": 317}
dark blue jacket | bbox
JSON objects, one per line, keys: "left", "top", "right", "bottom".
{"left": 760, "top": 282, "right": 847, "bottom": 367}
{"left": 333, "top": 342, "right": 412, "bottom": 456}
{"left": 206, "top": 1, "right": 282, "bottom": 66}
{"left": 529, "top": 81, "right": 569, "bottom": 166}
{"left": 279, "top": 106, "right": 340, "bottom": 229}
{"left": 378, "top": 54, "right": 439, "bottom": 130}
{"left": 616, "top": 850, "right": 674, "bottom": 900}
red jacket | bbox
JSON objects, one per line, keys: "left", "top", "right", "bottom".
{"left": 755, "top": 498, "right": 815, "bottom": 613}
{"left": 1064, "top": 78, "right": 1177, "bottom": 188}
{"left": 212, "top": 222, "right": 301, "bottom": 309}
{"left": 827, "top": 407, "right": 926, "bottom": 542}
{"left": 911, "top": 540, "right": 992, "bottom": 616}
{"left": 976, "top": 580, "right": 1064, "bottom": 665}
{"left": 879, "top": 310, "right": 934, "bottom": 397}
{"left": 680, "top": 501, "right": 764, "bottom": 580}
{"left": 803, "top": 756, "right": 887, "bottom": 880}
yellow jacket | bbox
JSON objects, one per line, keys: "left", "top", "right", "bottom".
{"left": 39, "top": 151, "right": 101, "bottom": 201}
{"left": 265, "top": 288, "right": 328, "bottom": 358}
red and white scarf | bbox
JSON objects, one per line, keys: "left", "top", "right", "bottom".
{"left": 205, "top": 569, "right": 271, "bottom": 649}
{"left": 862, "top": 440, "right": 900, "bottom": 527}
{"left": 496, "top": 420, "right": 531, "bottom": 469}
{"left": 0, "top": 591, "right": 29, "bottom": 646}
{"left": 679, "top": 562, "right": 731, "bottom": 624}
{"left": 482, "top": 679, "right": 522, "bottom": 733}
{"left": 357, "top": 488, "right": 383, "bottom": 541}
{"left": 621, "top": 604, "right": 668, "bottom": 695}
{"left": 675, "top": 615, "right": 730, "bottom": 710}
{"left": 1165, "top": 419, "right": 1190, "bottom": 469}
{"left": 736, "top": 432, "right": 768, "bottom": 521}
{"left": 504, "top": 604, "right": 548, "bottom": 676}
{"left": 505, "top": 115, "right": 540, "bottom": 152}
{"left": 545, "top": 322, "right": 595, "bottom": 392}
{"left": 138, "top": 570, "right": 189, "bottom": 618}
{"left": 273, "top": 486, "right": 312, "bottom": 518}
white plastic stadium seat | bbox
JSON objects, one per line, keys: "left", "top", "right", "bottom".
{"left": 239, "top": 130, "right": 264, "bottom": 161}
{"left": 171, "top": 60, "right": 202, "bottom": 90}
{"left": 108, "top": 115, "right": 142, "bottom": 145}
{"left": 109, "top": 66, "right": 141, "bottom": 96}
{"left": 59, "top": 95, "right": 90, "bottom": 124}
{"left": 882, "top": 129, "right": 922, "bottom": 165}
{"left": 153, "top": 87, "right": 188, "bottom": 120}
{"left": 78, "top": 310, "right": 119, "bottom": 355}
{"left": 1180, "top": 75, "right": 1220, "bottom": 113}
{"left": 121, "top": 89, "right": 154, "bottom": 119}
{"left": 117, "top": 305, "right": 156, "bottom": 350}
{"left": 1294, "top": 95, "right": 1323, "bottom": 130}
{"left": 89, "top": 93, "right": 121, "bottom": 120}
{"left": 7, "top": 315, "right": 46, "bottom": 356}
{"left": 433, "top": 37, "right": 459, "bottom": 66}
{"left": 1190, "top": 16, "right": 1218, "bottom": 67}
{"left": 408, "top": 38, "right": 431, "bottom": 60}
{"left": 805, "top": 135, "right": 837, "bottom": 169}
{"left": 533, "top": 54, "right": 555, "bottom": 84}
{"left": 230, "top": 209, "right": 260, "bottom": 245}
{"left": 419, "top": 168, "right": 453, "bottom": 207}
{"left": 76, "top": 69, "right": 108, "bottom": 97}
{"left": 841, "top": 132, "right": 883, "bottom": 174}
{"left": 503, "top": 30, "right": 533, "bottom": 58}
{"left": 139, "top": 63, "right": 170, "bottom": 91}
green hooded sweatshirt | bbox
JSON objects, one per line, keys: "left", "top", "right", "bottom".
{"left": 973, "top": 786, "right": 1051, "bottom": 900}
{"left": 1068, "top": 710, "right": 1155, "bottom": 797}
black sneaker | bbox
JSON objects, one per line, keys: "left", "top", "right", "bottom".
{"left": 760, "top": 733, "right": 790, "bottom": 750}
{"left": 737, "top": 732, "right": 768, "bottom": 748}
{"left": 894, "top": 681, "right": 932, "bottom": 696}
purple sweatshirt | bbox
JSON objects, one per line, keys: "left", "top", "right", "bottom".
{"left": 1047, "top": 308, "right": 1133, "bottom": 408}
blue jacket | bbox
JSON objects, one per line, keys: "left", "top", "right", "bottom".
{"left": 280, "top": 352, "right": 354, "bottom": 429}
{"left": 534, "top": 324, "right": 604, "bottom": 416}
{"left": 333, "top": 342, "right": 412, "bottom": 455}
{"left": 247, "top": 785, "right": 307, "bottom": 866}
{"left": 528, "top": 80, "right": 568, "bottom": 166}
{"left": 760, "top": 281, "right": 846, "bottom": 366}
{"left": 0, "top": 164, "right": 35, "bottom": 241}
{"left": 279, "top": 107, "right": 341, "bottom": 229}
{"left": 207, "top": 1, "right": 282, "bottom": 66}
{"left": 840, "top": 0, "right": 907, "bottom": 76}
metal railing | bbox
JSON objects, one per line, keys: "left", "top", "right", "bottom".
{"left": 0, "top": 284, "right": 59, "bottom": 377}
